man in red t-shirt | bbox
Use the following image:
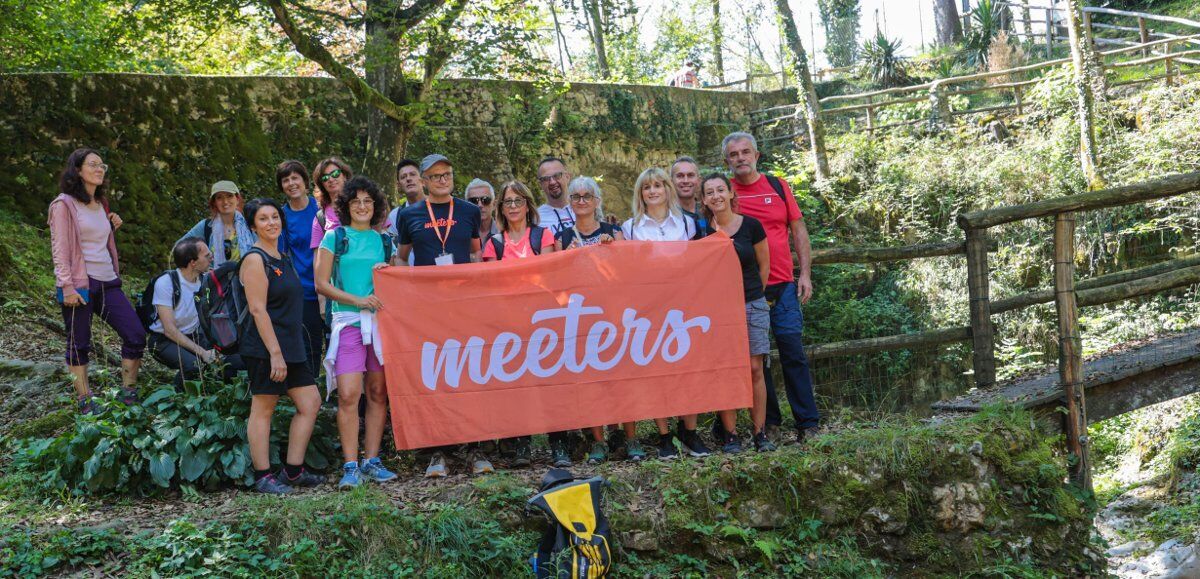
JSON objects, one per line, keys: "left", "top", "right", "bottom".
{"left": 723, "top": 131, "right": 820, "bottom": 442}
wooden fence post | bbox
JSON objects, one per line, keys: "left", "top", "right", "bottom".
{"left": 1165, "top": 41, "right": 1176, "bottom": 87}
{"left": 928, "top": 80, "right": 952, "bottom": 131}
{"left": 1138, "top": 17, "right": 1150, "bottom": 57}
{"left": 964, "top": 226, "right": 997, "bottom": 389}
{"left": 1081, "top": 10, "right": 1094, "bottom": 49}
{"left": 1014, "top": 84, "right": 1024, "bottom": 115}
{"left": 1046, "top": 8, "right": 1056, "bottom": 57}
{"left": 1054, "top": 212, "right": 1092, "bottom": 491}
{"left": 865, "top": 96, "right": 875, "bottom": 135}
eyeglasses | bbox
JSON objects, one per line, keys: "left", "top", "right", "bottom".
{"left": 84, "top": 161, "right": 109, "bottom": 172}
{"left": 537, "top": 171, "right": 564, "bottom": 184}
{"left": 569, "top": 194, "right": 596, "bottom": 203}
{"left": 350, "top": 198, "right": 375, "bottom": 207}
{"left": 501, "top": 198, "right": 527, "bottom": 208}
{"left": 425, "top": 171, "right": 453, "bottom": 182}
{"left": 468, "top": 196, "right": 493, "bottom": 205}
{"left": 319, "top": 168, "right": 343, "bottom": 183}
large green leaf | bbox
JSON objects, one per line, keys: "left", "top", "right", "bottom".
{"left": 179, "top": 445, "right": 214, "bottom": 482}
{"left": 148, "top": 452, "right": 175, "bottom": 487}
{"left": 142, "top": 388, "right": 175, "bottom": 408}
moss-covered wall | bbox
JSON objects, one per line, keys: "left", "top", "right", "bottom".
{"left": 0, "top": 73, "right": 780, "bottom": 273}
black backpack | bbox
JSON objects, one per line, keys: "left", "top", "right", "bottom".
{"left": 489, "top": 227, "right": 546, "bottom": 260}
{"left": 528, "top": 469, "right": 613, "bottom": 579}
{"left": 194, "top": 259, "right": 251, "bottom": 354}
{"left": 136, "top": 270, "right": 181, "bottom": 331}
{"left": 764, "top": 174, "right": 792, "bottom": 205}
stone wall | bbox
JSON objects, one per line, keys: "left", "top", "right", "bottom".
{"left": 0, "top": 73, "right": 784, "bottom": 272}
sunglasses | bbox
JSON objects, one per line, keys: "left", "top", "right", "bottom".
{"left": 501, "top": 198, "right": 527, "bottom": 208}
{"left": 468, "top": 196, "right": 493, "bottom": 206}
{"left": 319, "top": 168, "right": 343, "bottom": 183}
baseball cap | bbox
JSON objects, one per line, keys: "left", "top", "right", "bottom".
{"left": 210, "top": 180, "right": 240, "bottom": 197}
{"left": 420, "top": 154, "right": 452, "bottom": 174}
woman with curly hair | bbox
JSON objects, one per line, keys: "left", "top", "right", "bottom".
{"left": 315, "top": 176, "right": 398, "bottom": 490}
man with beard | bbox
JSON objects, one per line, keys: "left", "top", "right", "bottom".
{"left": 535, "top": 156, "right": 576, "bottom": 236}
{"left": 670, "top": 155, "right": 708, "bottom": 236}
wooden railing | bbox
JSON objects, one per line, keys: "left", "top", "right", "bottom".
{"left": 796, "top": 172, "right": 1200, "bottom": 487}
{"left": 751, "top": 2, "right": 1200, "bottom": 142}
{"left": 752, "top": 35, "right": 1200, "bottom": 139}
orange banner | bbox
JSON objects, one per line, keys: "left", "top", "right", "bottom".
{"left": 374, "top": 234, "right": 752, "bottom": 450}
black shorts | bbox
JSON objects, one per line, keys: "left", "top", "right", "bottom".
{"left": 244, "top": 356, "right": 316, "bottom": 396}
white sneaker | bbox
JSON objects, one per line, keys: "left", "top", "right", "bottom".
{"left": 424, "top": 453, "right": 448, "bottom": 478}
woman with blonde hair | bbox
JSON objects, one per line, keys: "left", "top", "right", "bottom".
{"left": 620, "top": 167, "right": 708, "bottom": 461}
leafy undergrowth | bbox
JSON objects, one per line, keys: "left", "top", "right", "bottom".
{"left": 1, "top": 405, "right": 1100, "bottom": 577}
{"left": 8, "top": 378, "right": 340, "bottom": 495}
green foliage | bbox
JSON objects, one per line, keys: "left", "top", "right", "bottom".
{"left": 963, "top": 0, "right": 1007, "bottom": 69}
{"left": 10, "top": 379, "right": 339, "bottom": 495}
{"left": 818, "top": 0, "right": 861, "bottom": 68}
{"left": 859, "top": 32, "right": 912, "bottom": 89}
{"left": 0, "top": 0, "right": 298, "bottom": 75}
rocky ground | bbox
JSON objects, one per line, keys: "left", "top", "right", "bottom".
{"left": 1093, "top": 394, "right": 1200, "bottom": 578}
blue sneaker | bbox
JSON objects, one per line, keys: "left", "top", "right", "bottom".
{"left": 359, "top": 457, "right": 398, "bottom": 483}
{"left": 338, "top": 462, "right": 362, "bottom": 490}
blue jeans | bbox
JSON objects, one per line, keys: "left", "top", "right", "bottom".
{"left": 764, "top": 281, "right": 819, "bottom": 429}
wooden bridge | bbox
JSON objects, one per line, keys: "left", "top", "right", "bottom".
{"left": 800, "top": 171, "right": 1200, "bottom": 489}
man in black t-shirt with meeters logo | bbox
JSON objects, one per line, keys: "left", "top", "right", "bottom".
{"left": 396, "top": 154, "right": 482, "bottom": 266}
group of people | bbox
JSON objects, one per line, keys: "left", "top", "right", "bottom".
{"left": 48, "top": 131, "right": 819, "bottom": 495}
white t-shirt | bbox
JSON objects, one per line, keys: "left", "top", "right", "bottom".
{"left": 621, "top": 212, "right": 697, "bottom": 242}
{"left": 537, "top": 204, "right": 576, "bottom": 236}
{"left": 387, "top": 206, "right": 416, "bottom": 265}
{"left": 150, "top": 270, "right": 202, "bottom": 335}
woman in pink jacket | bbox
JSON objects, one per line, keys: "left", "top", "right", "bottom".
{"left": 49, "top": 148, "right": 146, "bottom": 414}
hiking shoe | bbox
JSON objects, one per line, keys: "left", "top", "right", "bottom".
{"left": 722, "top": 432, "right": 743, "bottom": 454}
{"left": 467, "top": 451, "right": 495, "bottom": 475}
{"left": 425, "top": 453, "right": 448, "bottom": 478}
{"left": 551, "top": 441, "right": 573, "bottom": 468}
{"left": 279, "top": 467, "right": 325, "bottom": 488}
{"left": 754, "top": 432, "right": 777, "bottom": 453}
{"left": 606, "top": 428, "right": 626, "bottom": 454}
{"left": 78, "top": 395, "right": 96, "bottom": 415}
{"left": 679, "top": 429, "right": 711, "bottom": 458}
{"left": 119, "top": 387, "right": 140, "bottom": 405}
{"left": 511, "top": 439, "right": 532, "bottom": 468}
{"left": 254, "top": 473, "right": 293, "bottom": 495}
{"left": 626, "top": 439, "right": 647, "bottom": 462}
{"left": 587, "top": 441, "right": 608, "bottom": 464}
{"left": 798, "top": 426, "right": 821, "bottom": 445}
{"left": 656, "top": 434, "right": 679, "bottom": 460}
{"left": 338, "top": 462, "right": 362, "bottom": 489}
{"left": 360, "top": 457, "right": 398, "bottom": 483}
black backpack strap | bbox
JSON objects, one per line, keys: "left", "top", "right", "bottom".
{"left": 380, "top": 231, "right": 394, "bottom": 264}
{"left": 331, "top": 226, "right": 349, "bottom": 290}
{"left": 168, "top": 270, "right": 182, "bottom": 309}
{"left": 490, "top": 233, "right": 505, "bottom": 260}
{"left": 764, "top": 174, "right": 789, "bottom": 205}
{"left": 202, "top": 218, "right": 213, "bottom": 243}
{"left": 530, "top": 226, "right": 545, "bottom": 255}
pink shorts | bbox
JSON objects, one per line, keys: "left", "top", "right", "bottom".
{"left": 333, "top": 325, "right": 383, "bottom": 376}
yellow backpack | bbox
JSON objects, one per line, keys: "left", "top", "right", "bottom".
{"left": 528, "top": 469, "right": 612, "bottom": 579}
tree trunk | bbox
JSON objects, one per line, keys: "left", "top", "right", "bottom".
{"left": 549, "top": 0, "right": 571, "bottom": 74}
{"left": 934, "top": 0, "right": 963, "bottom": 45}
{"left": 364, "top": 0, "right": 416, "bottom": 201}
{"left": 1063, "top": 0, "right": 1101, "bottom": 187}
{"left": 774, "top": 0, "right": 829, "bottom": 180}
{"left": 712, "top": 0, "right": 725, "bottom": 84}
{"left": 583, "top": 0, "right": 610, "bottom": 79}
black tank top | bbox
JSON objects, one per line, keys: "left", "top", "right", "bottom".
{"left": 239, "top": 248, "right": 306, "bottom": 362}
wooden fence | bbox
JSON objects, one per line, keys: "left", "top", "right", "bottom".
{"left": 796, "top": 171, "right": 1200, "bottom": 487}
{"left": 751, "top": 3, "right": 1200, "bottom": 144}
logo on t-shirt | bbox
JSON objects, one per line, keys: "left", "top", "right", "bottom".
{"left": 424, "top": 218, "right": 458, "bottom": 229}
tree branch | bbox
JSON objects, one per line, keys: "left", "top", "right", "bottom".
{"left": 264, "top": 0, "right": 414, "bottom": 123}
{"left": 391, "top": 0, "right": 448, "bottom": 32}
{"left": 422, "top": 0, "right": 468, "bottom": 90}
